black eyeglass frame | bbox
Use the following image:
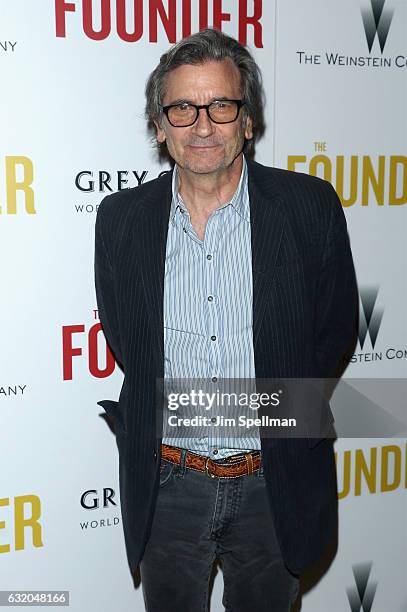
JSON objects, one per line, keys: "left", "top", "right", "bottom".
{"left": 161, "top": 99, "right": 246, "bottom": 127}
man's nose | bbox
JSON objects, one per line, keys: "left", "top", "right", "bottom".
{"left": 192, "top": 107, "right": 215, "bottom": 136}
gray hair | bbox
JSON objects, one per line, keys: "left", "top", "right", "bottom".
{"left": 145, "top": 28, "right": 265, "bottom": 157}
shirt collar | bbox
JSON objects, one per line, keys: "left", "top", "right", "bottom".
{"left": 170, "top": 155, "right": 249, "bottom": 223}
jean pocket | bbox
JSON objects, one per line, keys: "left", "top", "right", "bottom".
{"left": 159, "top": 459, "right": 175, "bottom": 487}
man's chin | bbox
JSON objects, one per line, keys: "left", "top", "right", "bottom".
{"left": 183, "top": 161, "right": 226, "bottom": 175}
{"left": 182, "top": 153, "right": 242, "bottom": 175}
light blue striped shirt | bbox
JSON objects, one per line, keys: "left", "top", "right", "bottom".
{"left": 162, "top": 156, "right": 261, "bottom": 459}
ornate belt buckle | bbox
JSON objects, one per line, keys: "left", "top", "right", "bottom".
{"left": 205, "top": 457, "right": 216, "bottom": 478}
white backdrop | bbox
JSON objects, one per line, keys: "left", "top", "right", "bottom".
{"left": 1, "top": 1, "right": 406, "bottom": 610}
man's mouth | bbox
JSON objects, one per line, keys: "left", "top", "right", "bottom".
{"left": 186, "top": 143, "right": 221, "bottom": 150}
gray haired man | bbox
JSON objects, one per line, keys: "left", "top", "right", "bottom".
{"left": 95, "top": 27, "right": 358, "bottom": 612}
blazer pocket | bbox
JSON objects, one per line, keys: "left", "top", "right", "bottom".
{"left": 273, "top": 258, "right": 306, "bottom": 282}
{"left": 275, "top": 256, "right": 303, "bottom": 269}
{"left": 97, "top": 399, "right": 127, "bottom": 434}
{"left": 274, "top": 256, "right": 317, "bottom": 276}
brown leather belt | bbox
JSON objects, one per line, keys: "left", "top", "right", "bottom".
{"left": 160, "top": 443, "right": 261, "bottom": 479}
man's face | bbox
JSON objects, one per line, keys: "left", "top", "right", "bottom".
{"left": 155, "top": 59, "right": 253, "bottom": 175}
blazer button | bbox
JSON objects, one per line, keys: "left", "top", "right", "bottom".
{"left": 153, "top": 450, "right": 157, "bottom": 461}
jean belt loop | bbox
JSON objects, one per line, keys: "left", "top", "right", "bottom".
{"left": 179, "top": 448, "right": 187, "bottom": 476}
{"left": 258, "top": 454, "right": 264, "bottom": 477}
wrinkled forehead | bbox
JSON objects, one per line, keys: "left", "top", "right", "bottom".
{"left": 161, "top": 59, "right": 242, "bottom": 104}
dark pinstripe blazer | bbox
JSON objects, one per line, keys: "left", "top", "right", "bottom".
{"left": 94, "top": 159, "right": 358, "bottom": 575}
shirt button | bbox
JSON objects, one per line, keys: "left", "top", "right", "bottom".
{"left": 211, "top": 376, "right": 218, "bottom": 382}
{"left": 211, "top": 335, "right": 217, "bottom": 341}
{"left": 183, "top": 228, "right": 187, "bottom": 233}
{"left": 213, "top": 449, "right": 218, "bottom": 455}
{"left": 211, "top": 417, "right": 216, "bottom": 423}
{"left": 206, "top": 254, "right": 212, "bottom": 260}
{"left": 208, "top": 295, "right": 213, "bottom": 302}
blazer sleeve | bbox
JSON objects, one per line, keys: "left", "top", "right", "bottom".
{"left": 314, "top": 182, "right": 359, "bottom": 378}
{"left": 94, "top": 197, "right": 124, "bottom": 369}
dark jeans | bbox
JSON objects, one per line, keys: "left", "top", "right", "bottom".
{"left": 140, "top": 451, "right": 300, "bottom": 612}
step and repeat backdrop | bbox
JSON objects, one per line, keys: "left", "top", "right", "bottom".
{"left": 1, "top": 1, "right": 406, "bottom": 611}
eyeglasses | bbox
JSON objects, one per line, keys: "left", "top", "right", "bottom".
{"left": 161, "top": 99, "right": 245, "bottom": 127}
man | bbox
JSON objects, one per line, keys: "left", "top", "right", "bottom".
{"left": 95, "top": 28, "right": 358, "bottom": 612}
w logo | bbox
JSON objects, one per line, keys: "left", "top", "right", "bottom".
{"left": 358, "top": 287, "right": 384, "bottom": 350}
{"left": 361, "top": 0, "right": 394, "bottom": 53}
{"left": 347, "top": 562, "right": 377, "bottom": 611}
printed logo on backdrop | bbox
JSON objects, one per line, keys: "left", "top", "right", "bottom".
{"left": 54, "top": 0, "right": 263, "bottom": 47}
{"left": 361, "top": 0, "right": 393, "bottom": 53}
{"left": 358, "top": 287, "right": 383, "bottom": 350}
{"left": 0, "top": 384, "right": 27, "bottom": 398}
{"left": 62, "top": 310, "right": 117, "bottom": 379}
{"left": 74, "top": 169, "right": 169, "bottom": 214}
{"left": 0, "top": 495, "right": 43, "bottom": 554}
{"left": 335, "top": 442, "right": 407, "bottom": 499}
{"left": 287, "top": 143, "right": 407, "bottom": 208}
{"left": 296, "top": 0, "right": 406, "bottom": 69}
{"left": 0, "top": 156, "right": 35, "bottom": 215}
{"left": 0, "top": 41, "right": 17, "bottom": 53}
{"left": 80, "top": 488, "right": 120, "bottom": 531}
{"left": 350, "top": 286, "right": 406, "bottom": 365}
{"left": 346, "top": 562, "right": 377, "bottom": 612}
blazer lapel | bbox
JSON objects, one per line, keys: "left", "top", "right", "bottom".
{"left": 134, "top": 171, "right": 173, "bottom": 376}
{"left": 247, "top": 162, "right": 286, "bottom": 354}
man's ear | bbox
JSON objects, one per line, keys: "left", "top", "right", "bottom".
{"left": 154, "top": 120, "right": 166, "bottom": 144}
{"left": 244, "top": 114, "right": 253, "bottom": 141}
